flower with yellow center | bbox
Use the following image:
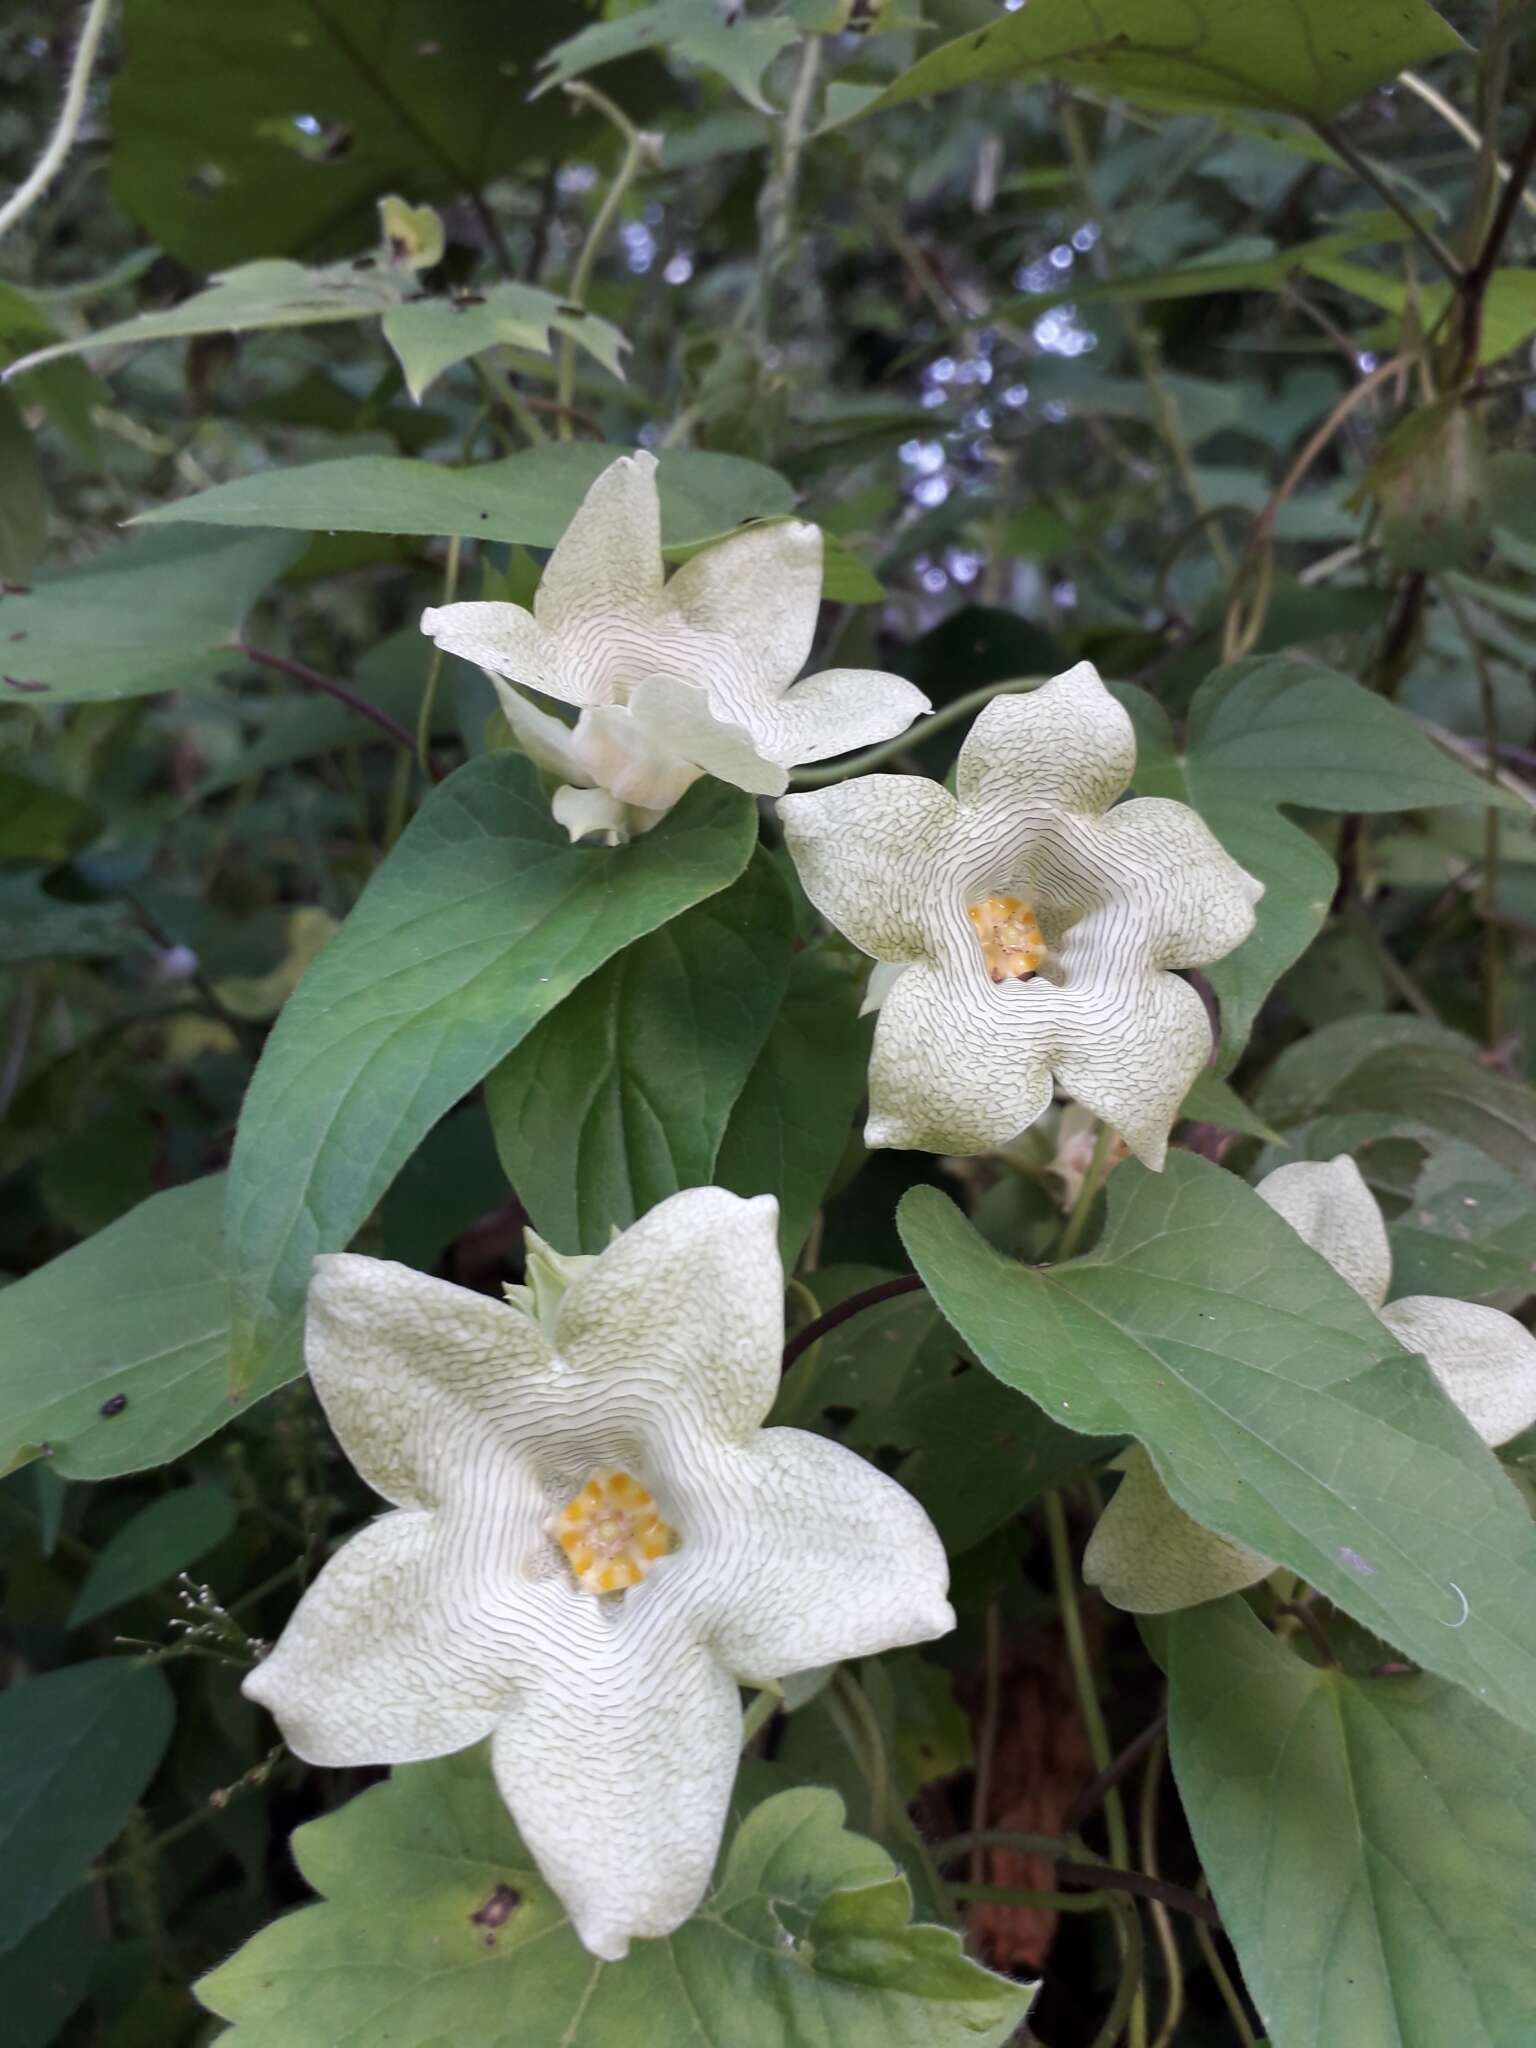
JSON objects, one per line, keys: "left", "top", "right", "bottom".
{"left": 778, "top": 662, "right": 1263, "bottom": 1164}
{"left": 555, "top": 1470, "right": 674, "bottom": 1593}
{"left": 420, "top": 451, "right": 930, "bottom": 843}
{"left": 1084, "top": 1153, "right": 1536, "bottom": 1613}
{"left": 242, "top": 1188, "right": 953, "bottom": 1962}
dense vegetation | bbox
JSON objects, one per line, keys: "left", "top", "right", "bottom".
{"left": 2, "top": 3, "right": 1535, "bottom": 2044}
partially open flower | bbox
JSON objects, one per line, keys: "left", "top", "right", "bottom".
{"left": 242, "top": 1188, "right": 953, "bottom": 1961}
{"left": 420, "top": 451, "right": 928, "bottom": 842}
{"left": 1084, "top": 1153, "right": 1536, "bottom": 1613}
{"left": 777, "top": 663, "right": 1262, "bottom": 1163}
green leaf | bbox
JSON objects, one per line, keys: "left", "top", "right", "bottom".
{"left": 539, "top": 0, "right": 800, "bottom": 113}
{"left": 1186, "top": 657, "right": 1512, "bottom": 815}
{"left": 0, "top": 876, "right": 150, "bottom": 966}
{"left": 4, "top": 265, "right": 627, "bottom": 404}
{"left": 715, "top": 939, "right": 874, "bottom": 1269}
{"left": 0, "top": 1659, "right": 175, "bottom": 1948}
{"left": 775, "top": 1272, "right": 1112, "bottom": 1555}
{"left": 0, "top": 772, "right": 99, "bottom": 864}
{"left": 110, "top": 0, "right": 639, "bottom": 269}
{"left": 0, "top": 526, "right": 304, "bottom": 704}
{"left": 1253, "top": 1013, "right": 1471, "bottom": 1129}
{"left": 380, "top": 286, "right": 627, "bottom": 402}
{"left": 1119, "top": 659, "right": 1508, "bottom": 1063}
{"left": 486, "top": 853, "right": 792, "bottom": 1254}
{"left": 226, "top": 757, "right": 756, "bottom": 1375}
{"left": 1178, "top": 1069, "right": 1282, "bottom": 1144}
{"left": 0, "top": 1177, "right": 300, "bottom": 1483}
{"left": 1169, "top": 1597, "right": 1536, "bottom": 2048}
{"left": 132, "top": 446, "right": 795, "bottom": 550}
{"left": 0, "top": 393, "right": 44, "bottom": 586}
{"left": 1309, "top": 1042, "right": 1536, "bottom": 1190}
{"left": 68, "top": 1485, "right": 238, "bottom": 1628}
{"left": 0, "top": 1890, "right": 97, "bottom": 2045}
{"left": 839, "top": 0, "right": 1463, "bottom": 124}
{"left": 1387, "top": 1145, "right": 1536, "bottom": 1302}
{"left": 195, "top": 1751, "right": 1031, "bottom": 2045}
{"left": 898, "top": 1155, "right": 1536, "bottom": 1736}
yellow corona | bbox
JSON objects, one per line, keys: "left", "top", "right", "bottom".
{"left": 555, "top": 1471, "right": 675, "bottom": 1595}
{"left": 967, "top": 894, "right": 1045, "bottom": 983}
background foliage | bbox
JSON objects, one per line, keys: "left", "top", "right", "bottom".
{"left": 3, "top": 2, "right": 1535, "bottom": 2044}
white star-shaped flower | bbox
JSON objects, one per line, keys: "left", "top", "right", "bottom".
{"left": 777, "top": 662, "right": 1263, "bottom": 1163}
{"left": 1085, "top": 1153, "right": 1536, "bottom": 1612}
{"left": 242, "top": 1188, "right": 953, "bottom": 1961}
{"left": 420, "top": 451, "right": 929, "bottom": 842}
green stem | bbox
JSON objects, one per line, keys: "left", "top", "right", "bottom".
{"left": 1192, "top": 1891, "right": 1258, "bottom": 2048}
{"left": 832, "top": 1667, "right": 889, "bottom": 1838}
{"left": 1443, "top": 587, "right": 1505, "bottom": 1044}
{"left": 1086, "top": 1895, "right": 1145, "bottom": 2048}
{"left": 1047, "top": 1487, "right": 1146, "bottom": 2048}
{"left": 789, "top": 678, "right": 1045, "bottom": 787}
{"left": 0, "top": 0, "right": 117, "bottom": 242}
{"left": 1140, "top": 1734, "right": 1184, "bottom": 2048}
{"left": 970, "top": 1602, "right": 1002, "bottom": 1884}
{"left": 739, "top": 1687, "right": 780, "bottom": 1751}
{"left": 948, "top": 1881, "right": 1111, "bottom": 1913}
{"left": 1057, "top": 1121, "right": 1116, "bottom": 1263}
{"left": 417, "top": 533, "right": 462, "bottom": 776}
{"left": 1308, "top": 118, "right": 1464, "bottom": 286}
{"left": 753, "top": 34, "right": 823, "bottom": 344}
{"left": 557, "top": 83, "right": 654, "bottom": 438}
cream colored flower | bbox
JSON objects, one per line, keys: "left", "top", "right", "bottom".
{"left": 420, "top": 451, "right": 928, "bottom": 842}
{"left": 1085, "top": 1153, "right": 1536, "bottom": 1613}
{"left": 242, "top": 1188, "right": 953, "bottom": 1961}
{"left": 777, "top": 663, "right": 1262, "bottom": 1163}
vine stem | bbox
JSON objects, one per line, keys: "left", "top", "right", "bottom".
{"left": 1397, "top": 69, "right": 1536, "bottom": 222}
{"left": 1056, "top": 1121, "right": 1116, "bottom": 1263}
{"left": 780, "top": 1274, "right": 924, "bottom": 1375}
{"left": 233, "top": 642, "right": 441, "bottom": 779}
{"left": 556, "top": 83, "right": 658, "bottom": 439}
{"left": 1046, "top": 1488, "right": 1147, "bottom": 2048}
{"left": 933, "top": 1831, "right": 1220, "bottom": 1927}
{"left": 752, "top": 34, "right": 823, "bottom": 344}
{"left": 1308, "top": 117, "right": 1465, "bottom": 286}
{"left": 1193, "top": 1882, "right": 1258, "bottom": 2048}
{"left": 789, "top": 678, "right": 1045, "bottom": 787}
{"left": 1443, "top": 587, "right": 1505, "bottom": 1044}
{"left": 0, "top": 0, "right": 116, "bottom": 243}
{"left": 1140, "top": 1732, "right": 1184, "bottom": 2048}
{"left": 417, "top": 533, "right": 461, "bottom": 776}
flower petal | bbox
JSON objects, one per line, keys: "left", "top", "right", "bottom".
{"left": 533, "top": 450, "right": 665, "bottom": 650}
{"left": 243, "top": 1510, "right": 509, "bottom": 1763}
{"left": 698, "top": 1427, "right": 953, "bottom": 1682}
{"left": 490, "top": 1599, "right": 741, "bottom": 1960}
{"left": 1379, "top": 1295, "right": 1536, "bottom": 1447}
{"left": 490, "top": 677, "right": 591, "bottom": 783}
{"left": 573, "top": 700, "right": 704, "bottom": 810}
{"left": 1050, "top": 964, "right": 1213, "bottom": 1169}
{"left": 748, "top": 665, "right": 931, "bottom": 768}
{"left": 555, "top": 1187, "right": 785, "bottom": 1445}
{"left": 662, "top": 519, "right": 822, "bottom": 701}
{"left": 1083, "top": 1447, "right": 1271, "bottom": 1614}
{"left": 777, "top": 775, "right": 958, "bottom": 962}
{"left": 1089, "top": 797, "right": 1263, "bottom": 967}
{"left": 864, "top": 957, "right": 1055, "bottom": 1152}
{"left": 549, "top": 783, "right": 631, "bottom": 845}
{"left": 1255, "top": 1156, "right": 1391, "bottom": 1310}
{"left": 419, "top": 600, "right": 588, "bottom": 706}
{"left": 626, "top": 673, "right": 787, "bottom": 796}
{"left": 956, "top": 663, "right": 1133, "bottom": 814}
{"left": 305, "top": 1254, "right": 554, "bottom": 1509}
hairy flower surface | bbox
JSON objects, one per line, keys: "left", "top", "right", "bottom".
{"left": 419, "top": 451, "right": 928, "bottom": 841}
{"left": 1085, "top": 1153, "right": 1536, "bottom": 1612}
{"left": 778, "top": 663, "right": 1262, "bottom": 1162}
{"left": 243, "top": 1189, "right": 953, "bottom": 1960}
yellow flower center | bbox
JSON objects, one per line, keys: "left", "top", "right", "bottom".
{"left": 967, "top": 894, "right": 1045, "bottom": 983}
{"left": 555, "top": 1471, "right": 675, "bottom": 1596}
